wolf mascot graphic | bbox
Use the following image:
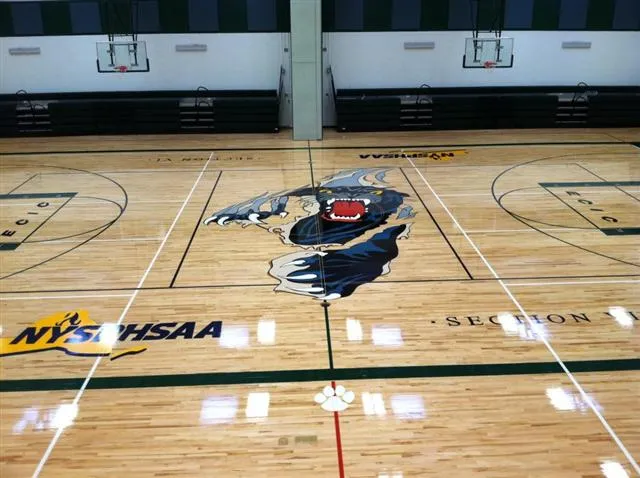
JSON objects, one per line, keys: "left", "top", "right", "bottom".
{"left": 204, "top": 168, "right": 416, "bottom": 300}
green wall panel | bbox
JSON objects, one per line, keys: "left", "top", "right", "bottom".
{"left": 277, "top": 0, "right": 292, "bottom": 31}
{"left": 587, "top": 0, "right": 615, "bottom": 29}
{"left": 0, "top": 3, "right": 14, "bottom": 36}
{"left": 477, "top": 0, "right": 504, "bottom": 31}
{"left": 42, "top": 3, "right": 71, "bottom": 35}
{"left": 218, "top": 0, "right": 248, "bottom": 32}
{"left": 364, "top": 0, "right": 393, "bottom": 31}
{"left": 322, "top": 0, "right": 335, "bottom": 31}
{"left": 159, "top": 0, "right": 188, "bottom": 33}
{"left": 421, "top": 0, "right": 449, "bottom": 30}
{"left": 101, "top": 0, "right": 133, "bottom": 34}
{"left": 1, "top": 0, "right": 637, "bottom": 37}
{"left": 532, "top": 0, "right": 560, "bottom": 29}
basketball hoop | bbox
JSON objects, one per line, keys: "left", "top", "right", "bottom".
{"left": 483, "top": 60, "right": 497, "bottom": 69}
{"left": 115, "top": 65, "right": 128, "bottom": 73}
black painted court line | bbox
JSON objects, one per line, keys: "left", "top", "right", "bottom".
{"left": 6, "top": 174, "right": 38, "bottom": 194}
{"left": 399, "top": 168, "right": 474, "bottom": 279}
{"left": 0, "top": 193, "right": 77, "bottom": 252}
{"left": 492, "top": 152, "right": 640, "bottom": 270}
{"left": 541, "top": 181, "right": 640, "bottom": 235}
{"left": 306, "top": 141, "right": 332, "bottom": 316}
{"left": 17, "top": 195, "right": 76, "bottom": 244}
{"left": 306, "top": 139, "right": 331, "bottom": 326}
{"left": 573, "top": 163, "right": 640, "bottom": 203}
{"left": 0, "top": 140, "right": 632, "bottom": 157}
{"left": 169, "top": 171, "right": 223, "bottom": 287}
{"left": 42, "top": 168, "right": 317, "bottom": 175}
{"left": 603, "top": 132, "right": 626, "bottom": 143}
{"left": 322, "top": 302, "right": 335, "bottom": 369}
{"left": 2, "top": 273, "right": 639, "bottom": 295}
{"left": 2, "top": 358, "right": 638, "bottom": 393}
{"left": 1, "top": 165, "right": 130, "bottom": 281}
{"left": 540, "top": 185, "right": 602, "bottom": 229}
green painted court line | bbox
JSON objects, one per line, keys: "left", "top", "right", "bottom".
{"left": 2, "top": 359, "right": 638, "bottom": 393}
{"left": 601, "top": 228, "right": 640, "bottom": 236}
{"left": 540, "top": 181, "right": 640, "bottom": 188}
{"left": 0, "top": 192, "right": 77, "bottom": 200}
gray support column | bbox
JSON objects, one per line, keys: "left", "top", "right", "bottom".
{"left": 290, "top": 0, "right": 322, "bottom": 140}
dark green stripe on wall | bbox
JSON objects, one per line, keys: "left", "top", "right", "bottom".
{"left": 100, "top": 0, "right": 132, "bottom": 34}
{"left": 322, "top": 0, "right": 336, "bottom": 31}
{"left": 532, "top": 0, "right": 560, "bottom": 29}
{"left": 587, "top": 0, "right": 615, "bottom": 29}
{"left": 322, "top": 0, "right": 336, "bottom": 32}
{"left": 159, "top": 0, "right": 188, "bottom": 33}
{"left": 0, "top": 2, "right": 13, "bottom": 36}
{"left": 218, "top": 0, "right": 248, "bottom": 32}
{"left": 1, "top": 0, "right": 637, "bottom": 37}
{"left": 42, "top": 2, "right": 71, "bottom": 35}
{"left": 364, "top": 0, "right": 392, "bottom": 31}
{"left": 277, "top": 0, "right": 291, "bottom": 32}
{"left": 421, "top": 0, "right": 449, "bottom": 29}
{"left": 477, "top": 0, "right": 504, "bottom": 31}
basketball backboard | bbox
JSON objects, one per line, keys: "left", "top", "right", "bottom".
{"left": 463, "top": 37, "right": 514, "bottom": 69}
{"left": 96, "top": 40, "right": 149, "bottom": 73}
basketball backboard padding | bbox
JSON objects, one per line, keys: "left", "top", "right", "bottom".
{"left": 96, "top": 41, "right": 150, "bottom": 73}
{"left": 463, "top": 37, "right": 514, "bottom": 69}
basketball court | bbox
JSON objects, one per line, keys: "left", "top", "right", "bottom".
{"left": 1, "top": 129, "right": 638, "bottom": 476}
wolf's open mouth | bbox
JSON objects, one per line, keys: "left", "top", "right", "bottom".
{"left": 322, "top": 198, "right": 370, "bottom": 222}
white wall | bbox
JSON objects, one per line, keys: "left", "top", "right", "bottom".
{"left": 327, "top": 31, "right": 640, "bottom": 88}
{"left": 0, "top": 33, "right": 286, "bottom": 93}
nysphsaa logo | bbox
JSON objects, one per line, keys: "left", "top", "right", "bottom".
{"left": 359, "top": 149, "right": 466, "bottom": 160}
{"left": 0, "top": 311, "right": 222, "bottom": 361}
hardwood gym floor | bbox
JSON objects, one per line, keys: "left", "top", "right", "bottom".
{"left": 1, "top": 128, "right": 639, "bottom": 477}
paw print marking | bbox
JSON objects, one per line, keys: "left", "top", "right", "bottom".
{"left": 314, "top": 385, "right": 355, "bottom": 412}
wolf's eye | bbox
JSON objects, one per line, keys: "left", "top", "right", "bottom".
{"left": 372, "top": 190, "right": 383, "bottom": 195}
{"left": 320, "top": 189, "right": 331, "bottom": 194}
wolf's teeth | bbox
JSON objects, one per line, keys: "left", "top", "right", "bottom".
{"left": 327, "top": 198, "right": 336, "bottom": 205}
{"left": 362, "top": 199, "right": 371, "bottom": 205}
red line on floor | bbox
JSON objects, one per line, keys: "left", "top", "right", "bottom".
{"left": 331, "top": 381, "right": 346, "bottom": 478}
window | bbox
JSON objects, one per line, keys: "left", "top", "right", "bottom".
{"left": 613, "top": 0, "right": 640, "bottom": 29}
{"left": 335, "top": 0, "right": 363, "bottom": 31}
{"left": 505, "top": 0, "right": 534, "bottom": 28}
{"left": 0, "top": 3, "right": 11, "bottom": 36}
{"left": 188, "top": 0, "right": 219, "bottom": 31}
{"left": 392, "top": 0, "right": 421, "bottom": 30}
{"left": 559, "top": 0, "right": 589, "bottom": 29}
{"left": 70, "top": 1, "right": 102, "bottom": 34}
{"left": 247, "top": 0, "right": 277, "bottom": 31}
{"left": 532, "top": 0, "right": 560, "bottom": 30}
{"left": 218, "top": 0, "right": 248, "bottom": 32}
{"left": 421, "top": 0, "right": 449, "bottom": 29}
{"left": 11, "top": 2, "right": 44, "bottom": 35}
{"left": 448, "top": 0, "right": 476, "bottom": 30}
{"left": 132, "top": 0, "right": 160, "bottom": 33}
